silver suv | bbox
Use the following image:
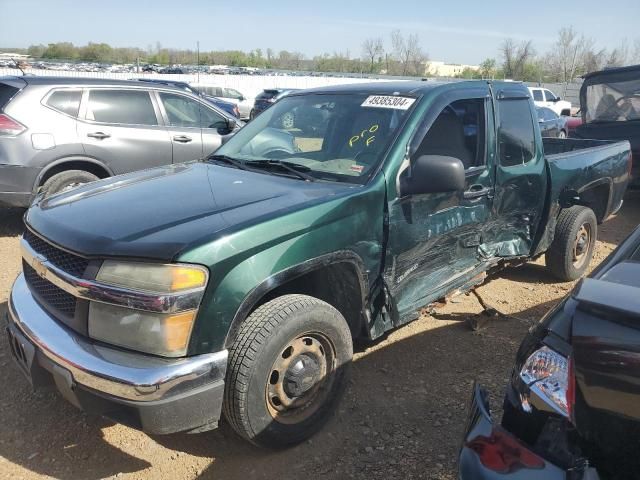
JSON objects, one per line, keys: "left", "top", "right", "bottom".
{"left": 0, "top": 76, "right": 240, "bottom": 207}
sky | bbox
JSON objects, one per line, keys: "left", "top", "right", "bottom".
{"left": 1, "top": 0, "right": 638, "bottom": 65}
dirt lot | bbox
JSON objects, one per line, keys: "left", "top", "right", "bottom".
{"left": 1, "top": 192, "right": 639, "bottom": 480}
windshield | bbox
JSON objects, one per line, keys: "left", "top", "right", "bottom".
{"left": 213, "top": 93, "right": 416, "bottom": 183}
{"left": 585, "top": 78, "right": 640, "bottom": 123}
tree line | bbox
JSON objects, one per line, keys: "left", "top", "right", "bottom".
{"left": 1, "top": 31, "right": 426, "bottom": 76}
{"left": 2, "top": 27, "right": 639, "bottom": 81}
{"left": 458, "top": 29, "right": 640, "bottom": 82}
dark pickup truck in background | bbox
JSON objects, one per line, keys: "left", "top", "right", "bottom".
{"left": 6, "top": 80, "right": 632, "bottom": 448}
{"left": 460, "top": 223, "right": 640, "bottom": 480}
{"left": 574, "top": 64, "right": 640, "bottom": 187}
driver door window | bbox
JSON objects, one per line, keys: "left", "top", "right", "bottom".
{"left": 414, "top": 98, "right": 486, "bottom": 170}
{"left": 544, "top": 90, "right": 557, "bottom": 102}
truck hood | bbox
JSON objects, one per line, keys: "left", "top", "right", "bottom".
{"left": 25, "top": 162, "right": 355, "bottom": 260}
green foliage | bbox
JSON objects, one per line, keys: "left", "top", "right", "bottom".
{"left": 455, "top": 67, "right": 481, "bottom": 79}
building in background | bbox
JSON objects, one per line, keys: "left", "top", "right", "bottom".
{"left": 426, "top": 61, "right": 479, "bottom": 77}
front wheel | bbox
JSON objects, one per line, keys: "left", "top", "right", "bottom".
{"left": 558, "top": 129, "right": 567, "bottom": 139}
{"left": 545, "top": 206, "right": 597, "bottom": 281}
{"left": 223, "top": 294, "right": 352, "bottom": 448}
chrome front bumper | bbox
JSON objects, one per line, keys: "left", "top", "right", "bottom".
{"left": 7, "top": 273, "right": 228, "bottom": 433}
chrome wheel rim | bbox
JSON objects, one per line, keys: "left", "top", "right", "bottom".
{"left": 572, "top": 223, "right": 592, "bottom": 269}
{"left": 265, "top": 332, "right": 336, "bottom": 424}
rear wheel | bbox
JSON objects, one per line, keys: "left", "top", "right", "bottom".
{"left": 558, "top": 130, "right": 567, "bottom": 139}
{"left": 545, "top": 206, "right": 597, "bottom": 281}
{"left": 41, "top": 170, "right": 99, "bottom": 198}
{"left": 223, "top": 294, "right": 352, "bottom": 448}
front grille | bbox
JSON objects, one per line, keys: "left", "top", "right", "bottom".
{"left": 23, "top": 260, "right": 77, "bottom": 317}
{"left": 23, "top": 229, "right": 88, "bottom": 277}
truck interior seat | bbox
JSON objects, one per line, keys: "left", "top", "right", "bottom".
{"left": 415, "top": 110, "right": 473, "bottom": 168}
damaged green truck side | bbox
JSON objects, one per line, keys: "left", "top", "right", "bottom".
{"left": 8, "top": 81, "right": 632, "bottom": 448}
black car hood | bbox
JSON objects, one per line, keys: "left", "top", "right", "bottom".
{"left": 26, "top": 162, "right": 353, "bottom": 261}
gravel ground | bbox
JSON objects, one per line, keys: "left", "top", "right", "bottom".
{"left": 1, "top": 192, "right": 639, "bottom": 480}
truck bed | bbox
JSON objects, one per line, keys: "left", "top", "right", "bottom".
{"left": 543, "top": 137, "right": 631, "bottom": 221}
{"left": 542, "top": 137, "right": 622, "bottom": 159}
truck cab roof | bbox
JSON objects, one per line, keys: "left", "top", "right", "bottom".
{"left": 287, "top": 80, "right": 525, "bottom": 96}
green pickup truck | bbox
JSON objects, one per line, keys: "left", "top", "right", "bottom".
{"left": 6, "top": 80, "right": 632, "bottom": 448}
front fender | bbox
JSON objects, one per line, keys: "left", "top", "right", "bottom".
{"left": 179, "top": 177, "right": 387, "bottom": 354}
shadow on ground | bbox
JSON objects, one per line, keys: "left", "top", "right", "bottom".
{"left": 0, "top": 208, "right": 25, "bottom": 237}
{"left": 0, "top": 297, "right": 553, "bottom": 480}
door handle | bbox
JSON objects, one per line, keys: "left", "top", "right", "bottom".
{"left": 87, "top": 132, "right": 110, "bottom": 139}
{"left": 463, "top": 184, "right": 493, "bottom": 200}
{"left": 173, "top": 135, "right": 192, "bottom": 143}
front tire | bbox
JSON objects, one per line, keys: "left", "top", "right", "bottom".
{"left": 558, "top": 129, "right": 567, "bottom": 139}
{"left": 223, "top": 294, "right": 352, "bottom": 448}
{"left": 41, "top": 170, "right": 99, "bottom": 197}
{"left": 545, "top": 206, "right": 597, "bottom": 281}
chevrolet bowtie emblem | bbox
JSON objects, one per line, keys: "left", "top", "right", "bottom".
{"left": 31, "top": 257, "right": 48, "bottom": 279}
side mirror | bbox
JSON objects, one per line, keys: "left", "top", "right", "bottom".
{"left": 238, "top": 96, "right": 245, "bottom": 102}
{"left": 226, "top": 117, "right": 237, "bottom": 130}
{"left": 400, "top": 155, "right": 465, "bottom": 196}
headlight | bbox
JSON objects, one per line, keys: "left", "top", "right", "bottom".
{"left": 89, "top": 303, "right": 196, "bottom": 357}
{"left": 96, "top": 261, "right": 207, "bottom": 292}
{"left": 519, "top": 346, "right": 574, "bottom": 418}
{"left": 88, "top": 261, "right": 208, "bottom": 357}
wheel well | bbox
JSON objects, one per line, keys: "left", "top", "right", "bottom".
{"left": 38, "top": 160, "right": 111, "bottom": 187}
{"left": 579, "top": 183, "right": 610, "bottom": 223}
{"left": 249, "top": 263, "right": 367, "bottom": 340}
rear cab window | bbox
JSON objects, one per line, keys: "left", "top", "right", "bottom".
{"left": 85, "top": 89, "right": 158, "bottom": 125}
{"left": 531, "top": 89, "right": 543, "bottom": 102}
{"left": 46, "top": 90, "right": 82, "bottom": 117}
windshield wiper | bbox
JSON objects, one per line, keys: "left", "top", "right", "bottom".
{"left": 246, "top": 160, "right": 316, "bottom": 182}
{"left": 207, "top": 154, "right": 249, "bottom": 170}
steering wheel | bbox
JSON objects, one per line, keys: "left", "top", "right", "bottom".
{"left": 263, "top": 149, "right": 291, "bottom": 160}
{"left": 353, "top": 150, "right": 377, "bottom": 164}
{"left": 600, "top": 96, "right": 633, "bottom": 120}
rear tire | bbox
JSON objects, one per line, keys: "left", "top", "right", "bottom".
{"left": 558, "top": 130, "right": 567, "bottom": 139}
{"left": 223, "top": 294, "right": 352, "bottom": 448}
{"left": 41, "top": 170, "right": 99, "bottom": 197}
{"left": 545, "top": 206, "right": 597, "bottom": 281}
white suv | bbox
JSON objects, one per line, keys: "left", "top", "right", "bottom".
{"left": 528, "top": 87, "right": 571, "bottom": 116}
